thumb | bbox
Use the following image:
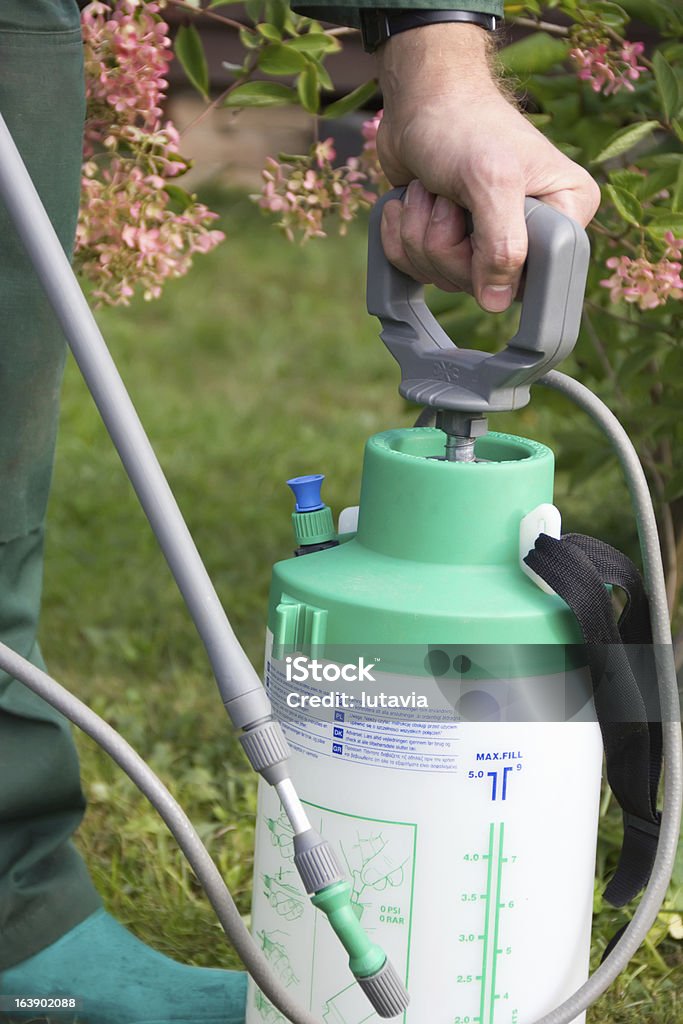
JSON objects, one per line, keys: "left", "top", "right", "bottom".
{"left": 468, "top": 185, "right": 528, "bottom": 313}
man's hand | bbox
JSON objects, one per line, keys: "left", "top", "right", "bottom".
{"left": 376, "top": 24, "right": 601, "bottom": 312}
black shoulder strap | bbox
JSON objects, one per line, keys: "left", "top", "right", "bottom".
{"left": 524, "top": 533, "right": 662, "bottom": 909}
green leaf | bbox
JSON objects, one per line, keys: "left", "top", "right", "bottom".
{"left": 164, "top": 185, "right": 194, "bottom": 211}
{"left": 673, "top": 161, "right": 683, "bottom": 214}
{"left": 322, "top": 80, "right": 378, "bottom": 119}
{"left": 605, "top": 184, "right": 644, "bottom": 226}
{"left": 638, "top": 152, "right": 682, "bottom": 169}
{"left": 297, "top": 64, "right": 319, "bottom": 113}
{"left": 498, "top": 33, "right": 569, "bottom": 76}
{"left": 244, "top": 0, "right": 263, "bottom": 21}
{"left": 616, "top": 0, "right": 670, "bottom": 29}
{"left": 174, "top": 25, "right": 209, "bottom": 99}
{"left": 525, "top": 113, "right": 552, "bottom": 128}
{"left": 265, "top": 0, "right": 288, "bottom": 32}
{"left": 609, "top": 169, "right": 647, "bottom": 194}
{"left": 588, "top": 1, "right": 629, "bottom": 29}
{"left": 239, "top": 27, "right": 261, "bottom": 49}
{"left": 653, "top": 51, "right": 681, "bottom": 122}
{"left": 256, "top": 22, "right": 282, "bottom": 41}
{"left": 317, "top": 63, "right": 334, "bottom": 91}
{"left": 258, "top": 43, "right": 308, "bottom": 74}
{"left": 223, "top": 81, "right": 297, "bottom": 107}
{"left": 636, "top": 163, "right": 680, "bottom": 199}
{"left": 673, "top": 119, "right": 683, "bottom": 144}
{"left": 288, "top": 32, "right": 340, "bottom": 53}
{"left": 645, "top": 211, "right": 683, "bottom": 240}
{"left": 592, "top": 121, "right": 660, "bottom": 163}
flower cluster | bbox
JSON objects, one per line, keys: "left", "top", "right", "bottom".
{"left": 600, "top": 232, "right": 683, "bottom": 310}
{"left": 79, "top": 1, "right": 224, "bottom": 305}
{"left": 82, "top": 0, "right": 172, "bottom": 155}
{"left": 570, "top": 39, "right": 647, "bottom": 96}
{"left": 76, "top": 156, "right": 224, "bottom": 306}
{"left": 255, "top": 138, "right": 376, "bottom": 242}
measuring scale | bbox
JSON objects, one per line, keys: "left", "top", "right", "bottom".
{"left": 249, "top": 647, "right": 603, "bottom": 1024}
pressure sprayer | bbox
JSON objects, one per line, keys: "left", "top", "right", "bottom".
{"left": 0, "top": 112, "right": 680, "bottom": 1024}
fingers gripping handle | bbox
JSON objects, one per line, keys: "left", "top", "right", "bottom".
{"left": 367, "top": 187, "right": 590, "bottom": 414}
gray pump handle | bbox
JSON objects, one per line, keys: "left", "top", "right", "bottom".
{"left": 367, "top": 187, "right": 590, "bottom": 414}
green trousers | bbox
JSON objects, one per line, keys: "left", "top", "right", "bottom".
{"left": 0, "top": 1, "right": 103, "bottom": 970}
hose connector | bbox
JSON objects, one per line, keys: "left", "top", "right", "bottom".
{"left": 293, "top": 829, "right": 344, "bottom": 893}
{"left": 239, "top": 719, "right": 290, "bottom": 784}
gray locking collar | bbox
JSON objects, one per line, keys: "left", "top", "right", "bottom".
{"left": 357, "top": 958, "right": 411, "bottom": 1018}
{"left": 293, "top": 828, "right": 345, "bottom": 893}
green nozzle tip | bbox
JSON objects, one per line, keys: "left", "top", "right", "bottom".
{"left": 311, "top": 881, "right": 386, "bottom": 978}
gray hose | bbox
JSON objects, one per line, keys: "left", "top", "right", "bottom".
{"left": 0, "top": 640, "right": 322, "bottom": 1024}
{"left": 529, "top": 370, "right": 683, "bottom": 1024}
{"left": 1, "top": 369, "right": 679, "bottom": 1024}
{"left": 0, "top": 114, "right": 268, "bottom": 731}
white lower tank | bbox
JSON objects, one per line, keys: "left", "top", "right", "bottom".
{"left": 247, "top": 640, "right": 603, "bottom": 1024}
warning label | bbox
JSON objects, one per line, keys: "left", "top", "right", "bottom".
{"left": 265, "top": 656, "right": 460, "bottom": 773}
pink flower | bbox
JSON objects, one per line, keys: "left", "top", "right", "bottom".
{"left": 254, "top": 139, "right": 376, "bottom": 242}
{"left": 78, "top": 1, "right": 224, "bottom": 305}
{"left": 600, "top": 252, "right": 683, "bottom": 310}
{"left": 314, "top": 138, "right": 336, "bottom": 167}
{"left": 357, "top": 110, "right": 390, "bottom": 191}
{"left": 663, "top": 231, "right": 683, "bottom": 260}
{"left": 570, "top": 39, "right": 647, "bottom": 96}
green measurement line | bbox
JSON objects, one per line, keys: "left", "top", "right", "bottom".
{"left": 478, "top": 824, "right": 495, "bottom": 1024}
{"left": 488, "top": 823, "right": 505, "bottom": 1024}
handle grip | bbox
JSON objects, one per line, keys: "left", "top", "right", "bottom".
{"left": 367, "top": 188, "right": 590, "bottom": 414}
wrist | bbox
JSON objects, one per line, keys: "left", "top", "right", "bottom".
{"left": 377, "top": 23, "right": 498, "bottom": 112}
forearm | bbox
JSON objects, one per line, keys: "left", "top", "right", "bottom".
{"left": 377, "top": 22, "right": 499, "bottom": 114}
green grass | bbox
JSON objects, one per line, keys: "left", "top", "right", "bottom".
{"left": 40, "top": 191, "right": 681, "bottom": 1021}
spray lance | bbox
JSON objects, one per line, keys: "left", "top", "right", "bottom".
{"left": 0, "top": 114, "right": 679, "bottom": 1024}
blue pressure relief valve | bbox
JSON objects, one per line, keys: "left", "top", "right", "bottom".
{"left": 287, "top": 474, "right": 338, "bottom": 555}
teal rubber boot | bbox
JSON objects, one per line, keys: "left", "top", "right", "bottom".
{"left": 0, "top": 909, "right": 246, "bottom": 1024}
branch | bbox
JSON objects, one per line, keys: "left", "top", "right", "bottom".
{"left": 166, "top": 0, "right": 248, "bottom": 32}
{"left": 511, "top": 17, "right": 568, "bottom": 36}
{"left": 585, "top": 300, "right": 639, "bottom": 331}
{"left": 590, "top": 220, "right": 640, "bottom": 256}
{"left": 179, "top": 56, "right": 259, "bottom": 137}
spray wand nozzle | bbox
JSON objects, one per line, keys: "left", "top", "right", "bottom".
{"left": 292, "top": 828, "right": 410, "bottom": 1017}
{"left": 240, "top": 748, "right": 409, "bottom": 1016}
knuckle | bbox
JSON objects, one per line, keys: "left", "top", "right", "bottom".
{"left": 485, "top": 240, "right": 527, "bottom": 275}
{"left": 400, "top": 218, "right": 425, "bottom": 257}
{"left": 470, "top": 151, "right": 522, "bottom": 193}
{"left": 423, "top": 227, "right": 448, "bottom": 261}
